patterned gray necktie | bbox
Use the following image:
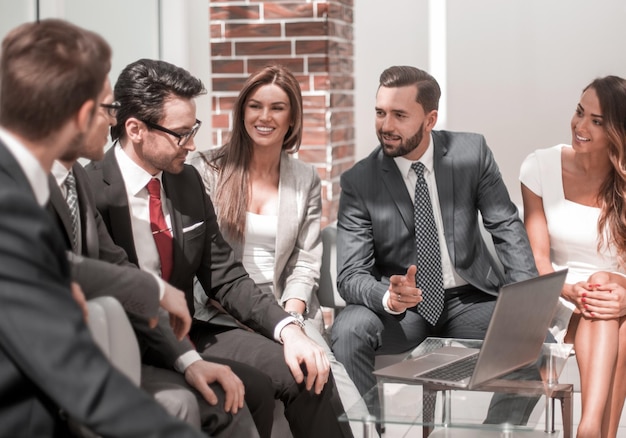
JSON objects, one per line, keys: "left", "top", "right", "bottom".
{"left": 411, "top": 162, "right": 445, "bottom": 325}
{"left": 64, "top": 172, "right": 79, "bottom": 252}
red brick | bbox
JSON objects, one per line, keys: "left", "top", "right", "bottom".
{"left": 211, "top": 59, "right": 245, "bottom": 74}
{"left": 212, "top": 113, "right": 230, "bottom": 129}
{"left": 330, "top": 109, "right": 354, "bottom": 126}
{"left": 308, "top": 56, "right": 329, "bottom": 73}
{"left": 302, "top": 128, "right": 328, "bottom": 146}
{"left": 312, "top": 74, "right": 331, "bottom": 91}
{"left": 296, "top": 39, "right": 328, "bottom": 55}
{"left": 236, "top": 41, "right": 291, "bottom": 56}
{"left": 226, "top": 23, "right": 281, "bottom": 38}
{"left": 330, "top": 92, "right": 354, "bottom": 108}
{"left": 297, "top": 147, "right": 327, "bottom": 163}
{"left": 212, "top": 77, "right": 248, "bottom": 92}
{"left": 331, "top": 143, "right": 354, "bottom": 160}
{"left": 329, "top": 74, "right": 354, "bottom": 91}
{"left": 211, "top": 41, "right": 232, "bottom": 57}
{"left": 285, "top": 21, "right": 326, "bottom": 37}
{"left": 210, "top": 23, "right": 222, "bottom": 39}
{"left": 215, "top": 96, "right": 237, "bottom": 112}
{"left": 264, "top": 3, "right": 314, "bottom": 19}
{"left": 248, "top": 58, "right": 304, "bottom": 74}
{"left": 330, "top": 125, "right": 354, "bottom": 143}
{"left": 210, "top": 5, "right": 260, "bottom": 20}
{"left": 302, "top": 95, "right": 327, "bottom": 110}
{"left": 303, "top": 111, "right": 326, "bottom": 129}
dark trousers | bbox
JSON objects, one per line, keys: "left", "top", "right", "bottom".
{"left": 190, "top": 320, "right": 353, "bottom": 438}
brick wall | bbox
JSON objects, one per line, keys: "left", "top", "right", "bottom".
{"left": 209, "top": 0, "right": 355, "bottom": 226}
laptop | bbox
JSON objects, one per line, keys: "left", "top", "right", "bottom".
{"left": 373, "top": 269, "right": 568, "bottom": 389}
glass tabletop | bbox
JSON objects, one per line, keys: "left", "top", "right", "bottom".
{"left": 340, "top": 337, "right": 573, "bottom": 434}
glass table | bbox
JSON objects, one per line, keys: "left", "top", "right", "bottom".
{"left": 340, "top": 338, "right": 574, "bottom": 438}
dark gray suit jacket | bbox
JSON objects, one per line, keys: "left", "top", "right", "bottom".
{"left": 0, "top": 141, "right": 202, "bottom": 437}
{"left": 85, "top": 146, "right": 289, "bottom": 340}
{"left": 49, "top": 163, "right": 160, "bottom": 318}
{"left": 48, "top": 162, "right": 194, "bottom": 369}
{"left": 337, "top": 130, "right": 538, "bottom": 313}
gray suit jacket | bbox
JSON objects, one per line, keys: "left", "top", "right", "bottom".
{"left": 337, "top": 130, "right": 538, "bottom": 313}
{"left": 0, "top": 140, "right": 202, "bottom": 437}
{"left": 190, "top": 151, "right": 323, "bottom": 319}
{"left": 48, "top": 163, "right": 160, "bottom": 318}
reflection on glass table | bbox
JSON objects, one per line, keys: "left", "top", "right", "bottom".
{"left": 340, "top": 338, "right": 573, "bottom": 438}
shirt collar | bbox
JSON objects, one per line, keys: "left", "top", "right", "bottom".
{"left": 51, "top": 160, "right": 72, "bottom": 188}
{"left": 115, "top": 144, "right": 163, "bottom": 196}
{"left": 393, "top": 133, "right": 435, "bottom": 178}
{"left": 0, "top": 127, "right": 50, "bottom": 206}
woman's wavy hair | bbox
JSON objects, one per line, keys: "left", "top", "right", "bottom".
{"left": 208, "top": 64, "right": 303, "bottom": 242}
{"left": 589, "top": 76, "right": 626, "bottom": 265}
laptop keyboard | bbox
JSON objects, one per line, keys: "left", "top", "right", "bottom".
{"left": 418, "top": 353, "right": 479, "bottom": 382}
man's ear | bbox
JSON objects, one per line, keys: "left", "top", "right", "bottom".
{"left": 76, "top": 99, "right": 96, "bottom": 134}
{"left": 125, "top": 118, "right": 145, "bottom": 143}
{"left": 426, "top": 109, "right": 438, "bottom": 131}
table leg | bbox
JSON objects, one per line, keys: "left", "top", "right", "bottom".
{"left": 558, "top": 391, "right": 573, "bottom": 438}
{"left": 422, "top": 388, "right": 437, "bottom": 437}
{"left": 544, "top": 394, "right": 555, "bottom": 433}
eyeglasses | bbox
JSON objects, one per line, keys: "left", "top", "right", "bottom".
{"left": 142, "top": 119, "right": 202, "bottom": 147}
{"left": 100, "top": 101, "right": 121, "bottom": 118}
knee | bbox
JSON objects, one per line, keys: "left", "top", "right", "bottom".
{"left": 330, "top": 305, "right": 382, "bottom": 349}
{"left": 588, "top": 271, "right": 611, "bottom": 285}
{"left": 153, "top": 388, "right": 201, "bottom": 427}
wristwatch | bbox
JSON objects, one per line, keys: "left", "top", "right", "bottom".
{"left": 287, "top": 311, "right": 305, "bottom": 329}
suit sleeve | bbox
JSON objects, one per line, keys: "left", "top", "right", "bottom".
{"left": 475, "top": 138, "right": 538, "bottom": 283}
{"left": 280, "top": 166, "right": 322, "bottom": 311}
{"left": 335, "top": 169, "right": 390, "bottom": 313}
{"left": 0, "top": 190, "right": 202, "bottom": 438}
{"left": 69, "top": 253, "right": 160, "bottom": 318}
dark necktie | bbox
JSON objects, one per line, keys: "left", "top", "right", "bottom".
{"left": 64, "top": 172, "right": 79, "bottom": 252}
{"left": 146, "top": 178, "right": 173, "bottom": 281}
{"left": 411, "top": 162, "right": 445, "bottom": 325}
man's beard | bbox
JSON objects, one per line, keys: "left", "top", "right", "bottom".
{"left": 59, "top": 132, "right": 85, "bottom": 162}
{"left": 379, "top": 122, "right": 424, "bottom": 158}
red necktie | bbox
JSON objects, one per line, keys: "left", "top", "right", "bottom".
{"left": 146, "top": 178, "right": 173, "bottom": 281}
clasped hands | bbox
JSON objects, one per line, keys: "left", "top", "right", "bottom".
{"left": 569, "top": 280, "right": 626, "bottom": 319}
{"left": 387, "top": 265, "right": 423, "bottom": 312}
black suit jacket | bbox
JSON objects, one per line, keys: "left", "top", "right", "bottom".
{"left": 48, "top": 162, "right": 194, "bottom": 369}
{"left": 337, "top": 130, "right": 538, "bottom": 312}
{"left": 85, "top": 146, "right": 289, "bottom": 338}
{"left": 0, "top": 140, "right": 202, "bottom": 437}
{"left": 48, "top": 163, "right": 160, "bottom": 318}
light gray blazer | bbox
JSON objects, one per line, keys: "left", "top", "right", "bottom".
{"left": 189, "top": 150, "right": 323, "bottom": 321}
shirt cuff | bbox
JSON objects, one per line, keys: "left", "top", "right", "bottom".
{"left": 150, "top": 272, "right": 166, "bottom": 300}
{"left": 274, "top": 316, "right": 298, "bottom": 343}
{"left": 174, "top": 350, "right": 203, "bottom": 373}
{"left": 382, "top": 290, "right": 404, "bottom": 315}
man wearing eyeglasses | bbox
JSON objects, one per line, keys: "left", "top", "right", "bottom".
{"left": 85, "top": 58, "right": 353, "bottom": 438}
{"left": 48, "top": 76, "right": 264, "bottom": 437}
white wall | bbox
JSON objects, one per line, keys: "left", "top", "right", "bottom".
{"left": 354, "top": 0, "right": 626, "bottom": 205}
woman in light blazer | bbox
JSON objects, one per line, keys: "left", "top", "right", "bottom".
{"left": 190, "top": 65, "right": 364, "bottom": 435}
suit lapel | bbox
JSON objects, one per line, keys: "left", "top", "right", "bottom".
{"left": 101, "top": 149, "right": 140, "bottom": 265}
{"left": 432, "top": 131, "right": 455, "bottom": 263}
{"left": 48, "top": 174, "right": 74, "bottom": 248}
{"left": 0, "top": 141, "right": 35, "bottom": 197}
{"left": 161, "top": 173, "right": 184, "bottom": 280}
{"left": 381, "top": 152, "right": 414, "bottom": 235}
{"left": 73, "top": 164, "right": 99, "bottom": 258}
{"left": 275, "top": 153, "right": 298, "bottom": 283}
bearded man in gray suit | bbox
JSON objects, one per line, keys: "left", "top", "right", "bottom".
{"left": 331, "top": 66, "right": 538, "bottom": 407}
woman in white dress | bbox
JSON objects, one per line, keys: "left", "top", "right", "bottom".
{"left": 190, "top": 65, "right": 364, "bottom": 437}
{"left": 520, "top": 75, "right": 626, "bottom": 438}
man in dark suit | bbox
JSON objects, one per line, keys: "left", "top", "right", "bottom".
{"left": 49, "top": 77, "right": 266, "bottom": 436}
{"left": 330, "top": 66, "right": 538, "bottom": 398}
{"left": 85, "top": 58, "right": 352, "bottom": 438}
{"left": 0, "top": 18, "right": 202, "bottom": 437}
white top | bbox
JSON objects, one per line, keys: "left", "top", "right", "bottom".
{"left": 519, "top": 144, "right": 623, "bottom": 341}
{"left": 242, "top": 212, "right": 277, "bottom": 289}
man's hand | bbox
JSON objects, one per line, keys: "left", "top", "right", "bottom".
{"left": 184, "top": 360, "right": 245, "bottom": 414}
{"left": 71, "top": 282, "right": 88, "bottom": 322}
{"left": 154, "top": 283, "right": 191, "bottom": 340}
{"left": 388, "top": 265, "right": 422, "bottom": 312}
{"left": 281, "top": 324, "right": 329, "bottom": 394}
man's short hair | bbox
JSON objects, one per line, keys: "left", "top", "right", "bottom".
{"left": 379, "top": 66, "right": 441, "bottom": 113}
{"left": 111, "top": 59, "right": 206, "bottom": 142}
{"left": 0, "top": 19, "right": 111, "bottom": 141}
